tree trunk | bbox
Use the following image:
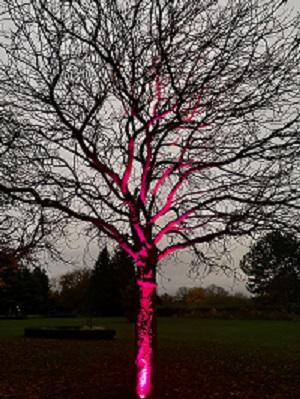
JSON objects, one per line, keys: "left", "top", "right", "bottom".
{"left": 135, "top": 267, "right": 157, "bottom": 399}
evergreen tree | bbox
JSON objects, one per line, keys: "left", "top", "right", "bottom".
{"left": 89, "top": 247, "right": 120, "bottom": 316}
{"left": 240, "top": 230, "right": 300, "bottom": 307}
{"left": 111, "top": 248, "right": 138, "bottom": 321}
{"left": 0, "top": 250, "right": 19, "bottom": 315}
{"left": 0, "top": 250, "right": 50, "bottom": 315}
{"left": 30, "top": 267, "right": 50, "bottom": 314}
{"left": 56, "top": 268, "right": 91, "bottom": 314}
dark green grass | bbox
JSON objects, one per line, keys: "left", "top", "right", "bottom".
{"left": 1, "top": 317, "right": 300, "bottom": 353}
{"left": 158, "top": 318, "right": 300, "bottom": 352}
{"left": 0, "top": 317, "right": 132, "bottom": 339}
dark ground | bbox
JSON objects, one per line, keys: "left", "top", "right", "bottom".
{"left": 0, "top": 318, "right": 299, "bottom": 398}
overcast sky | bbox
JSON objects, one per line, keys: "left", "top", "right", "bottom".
{"left": 45, "top": 0, "right": 300, "bottom": 296}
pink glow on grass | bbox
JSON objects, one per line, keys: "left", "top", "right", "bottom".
{"left": 136, "top": 280, "right": 156, "bottom": 399}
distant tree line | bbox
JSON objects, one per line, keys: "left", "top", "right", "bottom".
{"left": 0, "top": 246, "right": 137, "bottom": 319}
{"left": 1, "top": 230, "right": 299, "bottom": 319}
{"left": 0, "top": 249, "right": 49, "bottom": 316}
{"left": 49, "top": 247, "right": 138, "bottom": 320}
{"left": 157, "top": 284, "right": 251, "bottom": 319}
{"left": 157, "top": 230, "right": 300, "bottom": 319}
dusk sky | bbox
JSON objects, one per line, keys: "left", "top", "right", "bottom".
{"left": 46, "top": 0, "right": 300, "bottom": 296}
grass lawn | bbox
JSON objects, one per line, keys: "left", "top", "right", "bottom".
{"left": 0, "top": 317, "right": 299, "bottom": 398}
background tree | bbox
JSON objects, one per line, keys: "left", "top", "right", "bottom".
{"left": 0, "top": 1, "right": 300, "bottom": 397}
{"left": 0, "top": 249, "right": 20, "bottom": 315}
{"left": 0, "top": 108, "right": 75, "bottom": 273}
{"left": 110, "top": 247, "right": 138, "bottom": 321}
{"left": 205, "top": 284, "right": 229, "bottom": 299}
{"left": 0, "top": 193, "right": 72, "bottom": 316}
{"left": 158, "top": 293, "right": 174, "bottom": 305}
{"left": 185, "top": 287, "right": 206, "bottom": 306}
{"left": 15, "top": 266, "right": 49, "bottom": 315}
{"left": 240, "top": 230, "right": 300, "bottom": 309}
{"left": 50, "top": 249, "right": 137, "bottom": 318}
{"left": 0, "top": 200, "right": 63, "bottom": 267}
{"left": 175, "top": 287, "right": 190, "bottom": 303}
{"left": 56, "top": 268, "right": 92, "bottom": 314}
{"left": 0, "top": 260, "right": 50, "bottom": 316}
{"left": 89, "top": 246, "right": 121, "bottom": 316}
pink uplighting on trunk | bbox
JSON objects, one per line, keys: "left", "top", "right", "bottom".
{"left": 136, "top": 279, "right": 156, "bottom": 399}
{"left": 108, "top": 62, "right": 209, "bottom": 398}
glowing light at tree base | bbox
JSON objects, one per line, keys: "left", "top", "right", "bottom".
{"left": 136, "top": 279, "right": 156, "bottom": 399}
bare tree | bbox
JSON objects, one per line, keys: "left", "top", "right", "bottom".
{"left": 0, "top": 198, "right": 71, "bottom": 269}
{"left": 0, "top": 111, "right": 72, "bottom": 271}
{"left": 0, "top": 1, "right": 300, "bottom": 397}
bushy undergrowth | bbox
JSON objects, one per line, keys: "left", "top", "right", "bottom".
{"left": 156, "top": 304, "right": 300, "bottom": 320}
{"left": 157, "top": 286, "right": 300, "bottom": 320}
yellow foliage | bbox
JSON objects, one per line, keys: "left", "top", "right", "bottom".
{"left": 185, "top": 287, "right": 206, "bottom": 305}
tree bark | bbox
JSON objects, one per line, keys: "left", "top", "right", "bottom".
{"left": 135, "top": 265, "right": 157, "bottom": 399}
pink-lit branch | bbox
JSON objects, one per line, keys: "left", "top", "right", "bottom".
{"left": 181, "top": 95, "right": 202, "bottom": 123}
{"left": 155, "top": 75, "right": 162, "bottom": 104}
{"left": 134, "top": 223, "right": 151, "bottom": 248}
{"left": 151, "top": 161, "right": 192, "bottom": 197}
{"left": 140, "top": 136, "right": 152, "bottom": 205}
{"left": 151, "top": 61, "right": 162, "bottom": 117}
{"left": 121, "top": 137, "right": 135, "bottom": 194}
{"left": 115, "top": 62, "right": 210, "bottom": 270}
{"left": 150, "top": 140, "right": 194, "bottom": 214}
{"left": 90, "top": 146, "right": 122, "bottom": 189}
{"left": 92, "top": 218, "right": 138, "bottom": 263}
{"left": 153, "top": 208, "right": 195, "bottom": 244}
{"left": 146, "top": 107, "right": 175, "bottom": 128}
{"left": 150, "top": 167, "right": 198, "bottom": 224}
{"left": 118, "top": 63, "right": 208, "bottom": 223}
{"left": 157, "top": 230, "right": 228, "bottom": 261}
{"left": 135, "top": 246, "right": 149, "bottom": 267}
{"left": 124, "top": 200, "right": 151, "bottom": 256}
{"left": 151, "top": 165, "right": 175, "bottom": 197}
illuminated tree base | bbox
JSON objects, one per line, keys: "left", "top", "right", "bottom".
{"left": 135, "top": 279, "right": 156, "bottom": 399}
